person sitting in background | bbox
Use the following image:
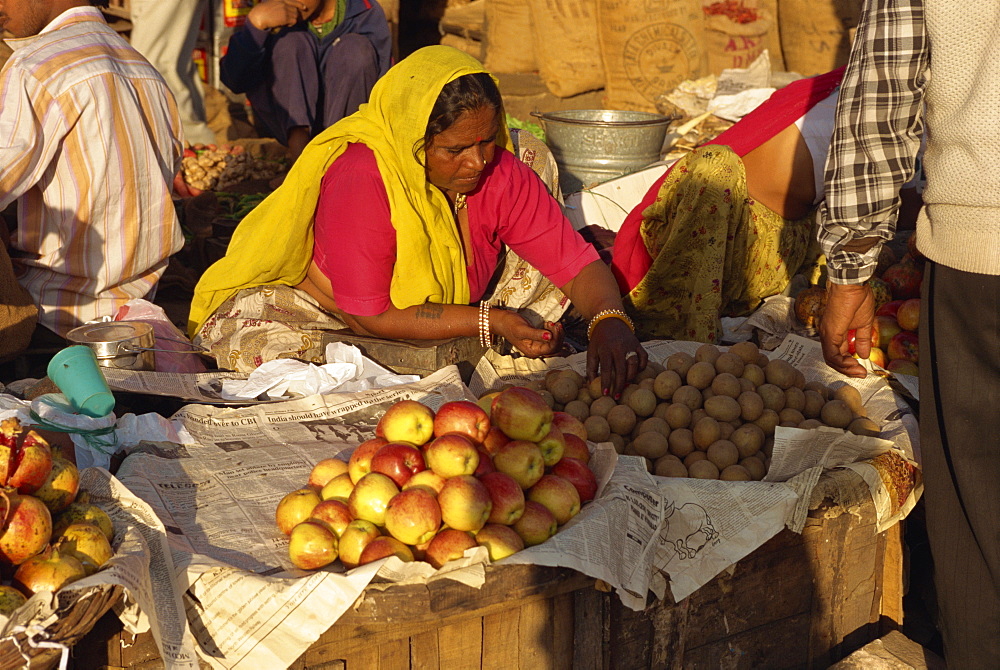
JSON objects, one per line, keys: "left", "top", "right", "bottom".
{"left": 612, "top": 66, "right": 926, "bottom": 345}
{"left": 190, "top": 46, "right": 646, "bottom": 396}
{"left": 0, "top": 0, "right": 184, "bottom": 339}
{"left": 220, "top": 0, "right": 392, "bottom": 168}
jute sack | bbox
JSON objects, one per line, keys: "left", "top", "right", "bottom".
{"left": 703, "top": 10, "right": 773, "bottom": 74}
{"left": 0, "top": 245, "right": 37, "bottom": 360}
{"left": 529, "top": 0, "right": 605, "bottom": 97}
{"left": 597, "top": 0, "right": 705, "bottom": 112}
{"left": 756, "top": 0, "right": 785, "bottom": 71}
{"left": 778, "top": 0, "right": 862, "bottom": 75}
{"left": 484, "top": 0, "right": 537, "bottom": 73}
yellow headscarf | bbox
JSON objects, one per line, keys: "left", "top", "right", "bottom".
{"left": 188, "top": 46, "right": 512, "bottom": 335}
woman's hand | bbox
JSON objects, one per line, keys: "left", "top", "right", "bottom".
{"left": 248, "top": 0, "right": 309, "bottom": 30}
{"left": 587, "top": 318, "right": 647, "bottom": 399}
{"left": 494, "top": 310, "right": 563, "bottom": 358}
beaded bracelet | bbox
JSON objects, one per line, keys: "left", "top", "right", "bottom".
{"left": 478, "top": 301, "right": 492, "bottom": 348}
{"left": 587, "top": 309, "right": 635, "bottom": 341}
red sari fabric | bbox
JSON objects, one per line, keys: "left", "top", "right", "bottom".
{"left": 610, "top": 66, "right": 846, "bottom": 294}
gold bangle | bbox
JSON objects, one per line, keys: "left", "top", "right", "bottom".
{"left": 587, "top": 309, "right": 634, "bottom": 341}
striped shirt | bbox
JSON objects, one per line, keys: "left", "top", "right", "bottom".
{"left": 819, "top": 0, "right": 928, "bottom": 284}
{"left": 0, "top": 7, "right": 185, "bottom": 335}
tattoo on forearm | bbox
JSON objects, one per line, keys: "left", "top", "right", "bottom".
{"left": 415, "top": 303, "right": 444, "bottom": 320}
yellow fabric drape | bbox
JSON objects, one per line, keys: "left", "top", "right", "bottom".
{"left": 188, "top": 45, "right": 512, "bottom": 335}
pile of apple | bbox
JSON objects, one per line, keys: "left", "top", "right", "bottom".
{"left": 0, "top": 418, "right": 115, "bottom": 616}
{"left": 276, "top": 389, "right": 598, "bottom": 572}
{"left": 514, "top": 343, "right": 879, "bottom": 481}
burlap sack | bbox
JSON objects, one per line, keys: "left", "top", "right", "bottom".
{"left": 778, "top": 0, "right": 862, "bottom": 76}
{"left": 528, "top": 0, "right": 605, "bottom": 98}
{"left": 0, "top": 246, "right": 38, "bottom": 360}
{"left": 484, "top": 0, "right": 537, "bottom": 73}
{"left": 597, "top": 0, "right": 705, "bottom": 113}
{"left": 703, "top": 11, "right": 773, "bottom": 75}
{"left": 755, "top": 0, "right": 785, "bottom": 70}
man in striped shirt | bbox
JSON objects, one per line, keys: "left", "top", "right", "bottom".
{"left": 0, "top": 0, "right": 185, "bottom": 338}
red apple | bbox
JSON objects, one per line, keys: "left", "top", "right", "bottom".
{"left": 479, "top": 471, "right": 526, "bottom": 525}
{"left": 561, "top": 434, "right": 591, "bottom": 464}
{"left": 551, "top": 412, "right": 587, "bottom": 442}
{"left": 275, "top": 488, "right": 321, "bottom": 535}
{"left": 423, "top": 433, "right": 480, "bottom": 478}
{"left": 875, "top": 299, "right": 905, "bottom": 319}
{"left": 402, "top": 469, "right": 446, "bottom": 495}
{"left": 437, "top": 475, "right": 492, "bottom": 532}
{"left": 376, "top": 399, "right": 435, "bottom": 446}
{"left": 433, "top": 401, "right": 490, "bottom": 443}
{"left": 347, "top": 437, "right": 388, "bottom": 484}
{"left": 528, "top": 474, "right": 581, "bottom": 525}
{"left": 347, "top": 472, "right": 400, "bottom": 527}
{"left": 551, "top": 457, "right": 598, "bottom": 503}
{"left": 473, "top": 447, "right": 495, "bottom": 476}
{"left": 288, "top": 521, "right": 338, "bottom": 570}
{"left": 359, "top": 536, "right": 415, "bottom": 565}
{"left": 320, "top": 472, "right": 354, "bottom": 501}
{"left": 423, "top": 528, "right": 477, "bottom": 569}
{"left": 887, "top": 331, "right": 919, "bottom": 364}
{"left": 490, "top": 387, "right": 554, "bottom": 442}
{"left": 536, "top": 425, "right": 566, "bottom": 467}
{"left": 481, "top": 426, "right": 511, "bottom": 455}
{"left": 874, "top": 315, "right": 902, "bottom": 349}
{"left": 887, "top": 359, "right": 919, "bottom": 376}
{"left": 475, "top": 524, "right": 525, "bottom": 561}
{"left": 492, "top": 440, "right": 545, "bottom": 490}
{"left": 512, "top": 500, "right": 557, "bottom": 547}
{"left": 307, "top": 458, "right": 349, "bottom": 491}
{"left": 308, "top": 499, "right": 354, "bottom": 537}
{"left": 370, "top": 442, "right": 426, "bottom": 487}
{"left": 339, "top": 519, "right": 380, "bottom": 569}
{"left": 896, "top": 298, "right": 920, "bottom": 332}
{"left": 384, "top": 488, "right": 441, "bottom": 546}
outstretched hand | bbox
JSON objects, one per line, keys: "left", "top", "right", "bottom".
{"left": 249, "top": 0, "right": 311, "bottom": 30}
{"left": 819, "top": 282, "right": 875, "bottom": 378}
{"left": 586, "top": 318, "right": 647, "bottom": 399}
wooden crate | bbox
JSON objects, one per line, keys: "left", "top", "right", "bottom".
{"left": 73, "top": 500, "right": 903, "bottom": 669}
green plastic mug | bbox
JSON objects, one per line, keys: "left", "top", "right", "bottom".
{"left": 46, "top": 346, "right": 116, "bottom": 418}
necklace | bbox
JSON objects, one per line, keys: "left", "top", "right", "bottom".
{"left": 454, "top": 193, "right": 467, "bottom": 214}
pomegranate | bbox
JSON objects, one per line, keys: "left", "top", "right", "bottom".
{"left": 33, "top": 456, "right": 79, "bottom": 514}
{"left": 0, "top": 419, "right": 54, "bottom": 495}
{"left": 0, "top": 488, "right": 52, "bottom": 565}
{"left": 13, "top": 546, "right": 86, "bottom": 595}
{"left": 882, "top": 259, "right": 924, "bottom": 300}
{"left": 56, "top": 523, "right": 113, "bottom": 576}
{"left": 53, "top": 495, "right": 114, "bottom": 543}
{"left": 0, "top": 585, "right": 26, "bottom": 615}
{"left": 793, "top": 286, "right": 827, "bottom": 328}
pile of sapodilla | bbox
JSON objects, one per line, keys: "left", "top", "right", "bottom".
{"left": 517, "top": 341, "right": 878, "bottom": 482}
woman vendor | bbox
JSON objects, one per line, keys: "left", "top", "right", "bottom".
{"left": 189, "top": 46, "right": 646, "bottom": 396}
{"left": 611, "top": 67, "right": 867, "bottom": 344}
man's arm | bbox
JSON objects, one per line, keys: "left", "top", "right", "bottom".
{"left": 818, "top": 0, "right": 929, "bottom": 377}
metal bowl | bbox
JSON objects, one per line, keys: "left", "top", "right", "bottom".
{"left": 533, "top": 109, "right": 675, "bottom": 194}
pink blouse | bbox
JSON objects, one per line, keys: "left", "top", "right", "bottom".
{"left": 313, "top": 143, "right": 598, "bottom": 316}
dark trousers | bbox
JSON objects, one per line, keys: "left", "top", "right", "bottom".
{"left": 249, "top": 32, "right": 379, "bottom": 145}
{"left": 920, "top": 261, "right": 1000, "bottom": 668}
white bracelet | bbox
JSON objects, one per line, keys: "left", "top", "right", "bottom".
{"left": 478, "top": 301, "right": 491, "bottom": 348}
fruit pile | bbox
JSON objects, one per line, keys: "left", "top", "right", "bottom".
{"left": 0, "top": 419, "right": 114, "bottom": 616}
{"left": 276, "top": 390, "right": 598, "bottom": 571}
{"left": 181, "top": 143, "right": 283, "bottom": 192}
{"left": 523, "top": 342, "right": 878, "bottom": 481}
{"left": 794, "top": 235, "right": 924, "bottom": 376}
